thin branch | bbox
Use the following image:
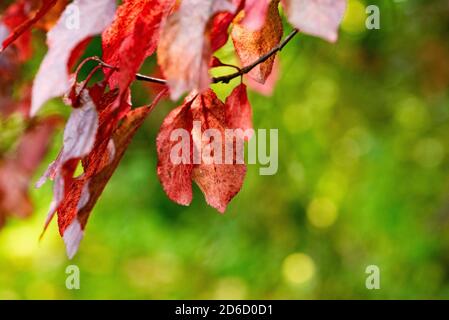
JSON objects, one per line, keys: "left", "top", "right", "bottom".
{"left": 96, "top": 28, "right": 299, "bottom": 86}
{"left": 135, "top": 73, "right": 168, "bottom": 84}
{"left": 212, "top": 28, "right": 299, "bottom": 84}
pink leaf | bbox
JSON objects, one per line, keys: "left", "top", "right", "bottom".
{"left": 158, "top": 0, "right": 236, "bottom": 100}
{"left": 37, "top": 87, "right": 99, "bottom": 188}
{"left": 241, "top": 0, "right": 270, "bottom": 31}
{"left": 281, "top": 0, "right": 347, "bottom": 42}
{"left": 31, "top": 0, "right": 116, "bottom": 116}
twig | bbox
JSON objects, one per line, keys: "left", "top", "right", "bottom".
{"left": 212, "top": 28, "right": 299, "bottom": 84}
{"left": 135, "top": 73, "right": 169, "bottom": 84}
{"left": 96, "top": 29, "right": 299, "bottom": 86}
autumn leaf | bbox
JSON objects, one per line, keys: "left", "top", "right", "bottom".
{"left": 209, "top": 0, "right": 246, "bottom": 52}
{"left": 0, "top": 0, "right": 347, "bottom": 255}
{"left": 156, "top": 94, "right": 195, "bottom": 206}
{"left": 158, "top": 0, "right": 236, "bottom": 100}
{"left": 224, "top": 83, "right": 253, "bottom": 132}
{"left": 240, "top": 0, "right": 270, "bottom": 31}
{"left": 245, "top": 56, "right": 279, "bottom": 96}
{"left": 31, "top": 0, "right": 116, "bottom": 116}
{"left": 191, "top": 90, "right": 247, "bottom": 213}
{"left": 41, "top": 83, "right": 167, "bottom": 258}
{"left": 281, "top": 0, "right": 347, "bottom": 42}
{"left": 232, "top": 0, "right": 283, "bottom": 84}
{"left": 102, "top": 0, "right": 174, "bottom": 94}
{"left": 36, "top": 86, "right": 101, "bottom": 189}
{"left": 157, "top": 88, "right": 249, "bottom": 213}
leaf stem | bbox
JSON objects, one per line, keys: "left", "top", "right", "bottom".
{"left": 212, "top": 28, "right": 299, "bottom": 84}
{"left": 96, "top": 28, "right": 299, "bottom": 86}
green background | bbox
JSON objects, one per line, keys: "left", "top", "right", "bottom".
{"left": 2, "top": 0, "right": 449, "bottom": 299}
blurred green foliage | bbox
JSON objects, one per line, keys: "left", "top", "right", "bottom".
{"left": 2, "top": 0, "right": 449, "bottom": 299}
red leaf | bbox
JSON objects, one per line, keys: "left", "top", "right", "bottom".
{"left": 210, "top": 56, "right": 226, "bottom": 68}
{"left": 225, "top": 83, "right": 253, "bottom": 132}
{"left": 1, "top": 0, "right": 57, "bottom": 53}
{"left": 191, "top": 90, "right": 247, "bottom": 213}
{"left": 157, "top": 89, "right": 247, "bottom": 213}
{"left": 281, "top": 0, "right": 347, "bottom": 42}
{"left": 210, "top": 11, "right": 235, "bottom": 52}
{"left": 41, "top": 85, "right": 167, "bottom": 258}
{"left": 31, "top": 0, "right": 116, "bottom": 116}
{"left": 158, "top": 0, "right": 236, "bottom": 100}
{"left": 156, "top": 94, "right": 195, "bottom": 206}
{"left": 232, "top": 0, "right": 282, "bottom": 84}
{"left": 102, "top": 0, "right": 174, "bottom": 93}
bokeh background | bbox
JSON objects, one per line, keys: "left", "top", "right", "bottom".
{"left": 2, "top": 0, "right": 449, "bottom": 299}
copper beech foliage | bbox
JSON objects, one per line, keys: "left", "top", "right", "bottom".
{"left": 0, "top": 0, "right": 346, "bottom": 258}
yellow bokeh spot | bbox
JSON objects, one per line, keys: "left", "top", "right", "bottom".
{"left": 307, "top": 197, "right": 338, "bottom": 228}
{"left": 282, "top": 253, "right": 315, "bottom": 285}
{"left": 341, "top": 0, "right": 367, "bottom": 35}
{"left": 0, "top": 225, "right": 39, "bottom": 259}
{"left": 213, "top": 277, "right": 248, "bottom": 300}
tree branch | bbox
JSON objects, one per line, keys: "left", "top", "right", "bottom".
{"left": 212, "top": 28, "right": 298, "bottom": 84}
{"left": 97, "top": 28, "right": 299, "bottom": 86}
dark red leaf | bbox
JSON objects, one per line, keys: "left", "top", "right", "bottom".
{"left": 102, "top": 0, "right": 174, "bottom": 94}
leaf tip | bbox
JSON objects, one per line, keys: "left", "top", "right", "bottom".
{"left": 63, "top": 220, "right": 84, "bottom": 259}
